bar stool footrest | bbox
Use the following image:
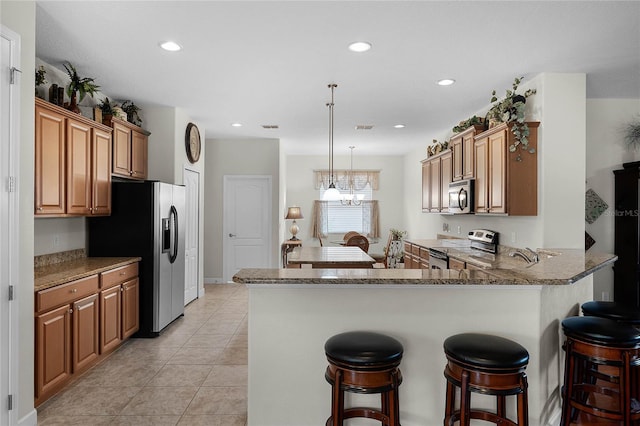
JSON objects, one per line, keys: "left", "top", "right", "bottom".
{"left": 446, "top": 410, "right": 518, "bottom": 426}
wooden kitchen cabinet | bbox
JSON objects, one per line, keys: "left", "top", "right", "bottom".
{"left": 451, "top": 125, "right": 483, "bottom": 182}
{"left": 35, "top": 274, "right": 99, "bottom": 405}
{"left": 34, "top": 98, "right": 113, "bottom": 217}
{"left": 449, "top": 258, "right": 466, "bottom": 270}
{"left": 421, "top": 150, "right": 452, "bottom": 213}
{"left": 35, "top": 261, "right": 140, "bottom": 406}
{"left": 72, "top": 294, "right": 100, "bottom": 372}
{"left": 473, "top": 122, "right": 539, "bottom": 216}
{"left": 106, "top": 117, "right": 149, "bottom": 180}
{"left": 35, "top": 102, "right": 66, "bottom": 215}
{"left": 122, "top": 278, "right": 140, "bottom": 339}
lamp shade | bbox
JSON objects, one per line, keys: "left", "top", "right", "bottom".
{"left": 285, "top": 206, "right": 303, "bottom": 220}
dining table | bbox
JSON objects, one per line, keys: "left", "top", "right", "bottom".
{"left": 286, "top": 246, "right": 376, "bottom": 268}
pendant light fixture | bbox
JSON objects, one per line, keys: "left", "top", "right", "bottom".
{"left": 323, "top": 83, "right": 342, "bottom": 201}
{"left": 341, "top": 146, "right": 364, "bottom": 206}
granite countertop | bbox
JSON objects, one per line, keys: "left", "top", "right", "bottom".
{"left": 34, "top": 257, "right": 141, "bottom": 292}
{"left": 233, "top": 239, "right": 617, "bottom": 286}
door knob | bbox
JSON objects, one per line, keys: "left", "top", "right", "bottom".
{"left": 229, "top": 233, "right": 236, "bottom": 237}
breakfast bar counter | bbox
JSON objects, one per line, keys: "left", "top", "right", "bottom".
{"left": 234, "top": 249, "right": 616, "bottom": 426}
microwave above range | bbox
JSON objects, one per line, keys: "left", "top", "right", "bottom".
{"left": 448, "top": 179, "right": 474, "bottom": 214}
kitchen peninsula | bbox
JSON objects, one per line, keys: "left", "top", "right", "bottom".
{"left": 233, "top": 245, "right": 616, "bottom": 426}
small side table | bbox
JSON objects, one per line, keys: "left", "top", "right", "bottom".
{"left": 281, "top": 239, "right": 302, "bottom": 267}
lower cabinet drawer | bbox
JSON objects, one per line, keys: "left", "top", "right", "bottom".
{"left": 36, "top": 275, "right": 99, "bottom": 313}
{"left": 101, "top": 263, "right": 139, "bottom": 289}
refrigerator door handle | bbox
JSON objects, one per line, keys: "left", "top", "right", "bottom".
{"left": 169, "top": 205, "right": 179, "bottom": 264}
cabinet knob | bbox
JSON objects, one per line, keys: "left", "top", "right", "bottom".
{"left": 37, "top": 207, "right": 43, "bottom": 211}
{"left": 70, "top": 288, "right": 77, "bottom": 293}
{"left": 120, "top": 271, "right": 126, "bottom": 275}
{"left": 69, "top": 308, "right": 73, "bottom": 314}
{"left": 120, "top": 286, "right": 124, "bottom": 292}
{"left": 129, "top": 171, "right": 134, "bottom": 176}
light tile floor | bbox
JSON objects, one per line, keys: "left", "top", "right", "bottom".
{"left": 37, "top": 284, "right": 248, "bottom": 426}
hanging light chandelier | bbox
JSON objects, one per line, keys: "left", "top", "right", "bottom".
{"left": 342, "top": 146, "right": 364, "bottom": 206}
{"left": 323, "top": 83, "right": 342, "bottom": 201}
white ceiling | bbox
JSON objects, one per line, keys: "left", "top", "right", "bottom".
{"left": 35, "top": 1, "right": 640, "bottom": 156}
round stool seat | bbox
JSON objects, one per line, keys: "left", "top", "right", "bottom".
{"left": 561, "top": 316, "right": 640, "bottom": 348}
{"left": 581, "top": 301, "right": 640, "bottom": 325}
{"left": 325, "top": 331, "right": 403, "bottom": 367}
{"left": 444, "top": 333, "right": 529, "bottom": 372}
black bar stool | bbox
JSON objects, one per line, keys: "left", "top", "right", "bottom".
{"left": 582, "top": 301, "right": 640, "bottom": 326}
{"left": 443, "top": 333, "right": 530, "bottom": 426}
{"left": 560, "top": 316, "right": 640, "bottom": 425}
{"left": 324, "top": 331, "right": 403, "bottom": 426}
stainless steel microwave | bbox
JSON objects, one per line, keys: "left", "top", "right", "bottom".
{"left": 448, "top": 179, "right": 474, "bottom": 214}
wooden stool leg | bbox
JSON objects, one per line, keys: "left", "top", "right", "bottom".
{"left": 561, "top": 341, "right": 576, "bottom": 426}
{"left": 330, "top": 369, "right": 344, "bottom": 426}
{"left": 459, "top": 370, "right": 471, "bottom": 426}
{"left": 496, "top": 395, "right": 506, "bottom": 419}
{"left": 444, "top": 379, "right": 456, "bottom": 425}
{"left": 519, "top": 373, "right": 529, "bottom": 426}
{"left": 389, "top": 369, "right": 401, "bottom": 426}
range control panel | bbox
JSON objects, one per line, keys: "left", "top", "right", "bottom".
{"left": 468, "top": 229, "right": 499, "bottom": 245}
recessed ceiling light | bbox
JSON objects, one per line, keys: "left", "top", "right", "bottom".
{"left": 231, "top": 123, "right": 242, "bottom": 127}
{"left": 160, "top": 41, "right": 182, "bottom": 52}
{"left": 394, "top": 124, "right": 405, "bottom": 129}
{"left": 437, "top": 79, "right": 456, "bottom": 86}
{"left": 348, "top": 41, "right": 372, "bottom": 53}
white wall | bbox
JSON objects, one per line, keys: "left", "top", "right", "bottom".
{"left": 1, "top": 1, "right": 36, "bottom": 423}
{"left": 586, "top": 98, "right": 640, "bottom": 300}
{"left": 285, "top": 154, "right": 405, "bottom": 255}
{"left": 204, "top": 138, "right": 280, "bottom": 282}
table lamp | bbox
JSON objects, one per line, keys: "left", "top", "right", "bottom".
{"left": 285, "top": 206, "right": 303, "bottom": 240}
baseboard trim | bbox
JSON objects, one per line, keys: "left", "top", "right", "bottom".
{"left": 19, "top": 408, "right": 37, "bottom": 426}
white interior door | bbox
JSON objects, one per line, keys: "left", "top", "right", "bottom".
{"left": 223, "top": 176, "right": 272, "bottom": 283}
{"left": 183, "top": 168, "right": 199, "bottom": 304}
{"left": 1, "top": 24, "right": 20, "bottom": 426}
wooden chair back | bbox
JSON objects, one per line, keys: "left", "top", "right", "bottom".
{"left": 343, "top": 231, "right": 360, "bottom": 242}
{"left": 345, "top": 234, "right": 369, "bottom": 253}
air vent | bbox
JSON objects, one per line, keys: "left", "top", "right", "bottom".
{"left": 355, "top": 125, "right": 374, "bottom": 130}
{"left": 262, "top": 124, "right": 279, "bottom": 129}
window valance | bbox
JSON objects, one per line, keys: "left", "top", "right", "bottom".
{"left": 313, "top": 170, "right": 380, "bottom": 191}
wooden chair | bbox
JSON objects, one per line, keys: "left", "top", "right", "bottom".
{"left": 345, "top": 234, "right": 369, "bottom": 253}
{"left": 343, "top": 231, "right": 360, "bottom": 242}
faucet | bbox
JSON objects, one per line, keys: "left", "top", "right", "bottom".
{"left": 525, "top": 247, "right": 539, "bottom": 263}
{"left": 509, "top": 250, "right": 532, "bottom": 263}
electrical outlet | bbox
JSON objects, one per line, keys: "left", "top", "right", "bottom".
{"left": 511, "top": 232, "right": 516, "bottom": 243}
{"left": 53, "top": 234, "right": 60, "bottom": 248}
{"left": 442, "top": 223, "right": 449, "bottom": 232}
{"left": 456, "top": 226, "right": 461, "bottom": 235}
{"left": 601, "top": 291, "right": 609, "bottom": 301}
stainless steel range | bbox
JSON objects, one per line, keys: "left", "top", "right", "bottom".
{"left": 428, "top": 229, "right": 499, "bottom": 269}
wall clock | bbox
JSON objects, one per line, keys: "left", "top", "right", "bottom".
{"left": 185, "top": 122, "right": 201, "bottom": 163}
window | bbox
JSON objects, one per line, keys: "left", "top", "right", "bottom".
{"left": 319, "top": 184, "right": 372, "bottom": 234}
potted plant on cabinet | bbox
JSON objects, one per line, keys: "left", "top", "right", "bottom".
{"left": 63, "top": 62, "right": 100, "bottom": 114}
{"left": 486, "top": 76, "right": 536, "bottom": 160}
{"left": 121, "top": 100, "right": 142, "bottom": 126}
{"left": 35, "top": 65, "right": 47, "bottom": 98}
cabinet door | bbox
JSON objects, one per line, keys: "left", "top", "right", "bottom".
{"left": 100, "top": 285, "right": 122, "bottom": 354}
{"left": 122, "top": 278, "right": 140, "bottom": 339}
{"left": 429, "top": 157, "right": 441, "bottom": 212}
{"left": 35, "top": 104, "right": 66, "bottom": 215}
{"left": 72, "top": 294, "right": 99, "bottom": 373}
{"left": 451, "top": 137, "right": 463, "bottom": 181}
{"left": 112, "top": 122, "right": 131, "bottom": 177}
{"left": 449, "top": 258, "right": 466, "bottom": 270}
{"left": 488, "top": 130, "right": 507, "bottom": 214}
{"left": 474, "top": 137, "right": 489, "bottom": 213}
{"left": 92, "top": 128, "right": 112, "bottom": 215}
{"left": 440, "top": 151, "right": 452, "bottom": 213}
{"left": 462, "top": 132, "right": 475, "bottom": 179}
{"left": 66, "top": 118, "right": 92, "bottom": 215}
{"left": 131, "top": 131, "right": 148, "bottom": 179}
{"left": 421, "top": 161, "right": 431, "bottom": 212}
{"left": 35, "top": 304, "right": 71, "bottom": 401}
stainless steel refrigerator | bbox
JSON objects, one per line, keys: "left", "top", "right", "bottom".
{"left": 88, "top": 180, "right": 185, "bottom": 336}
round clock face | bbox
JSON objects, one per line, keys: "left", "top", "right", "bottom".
{"left": 185, "top": 122, "right": 201, "bottom": 163}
